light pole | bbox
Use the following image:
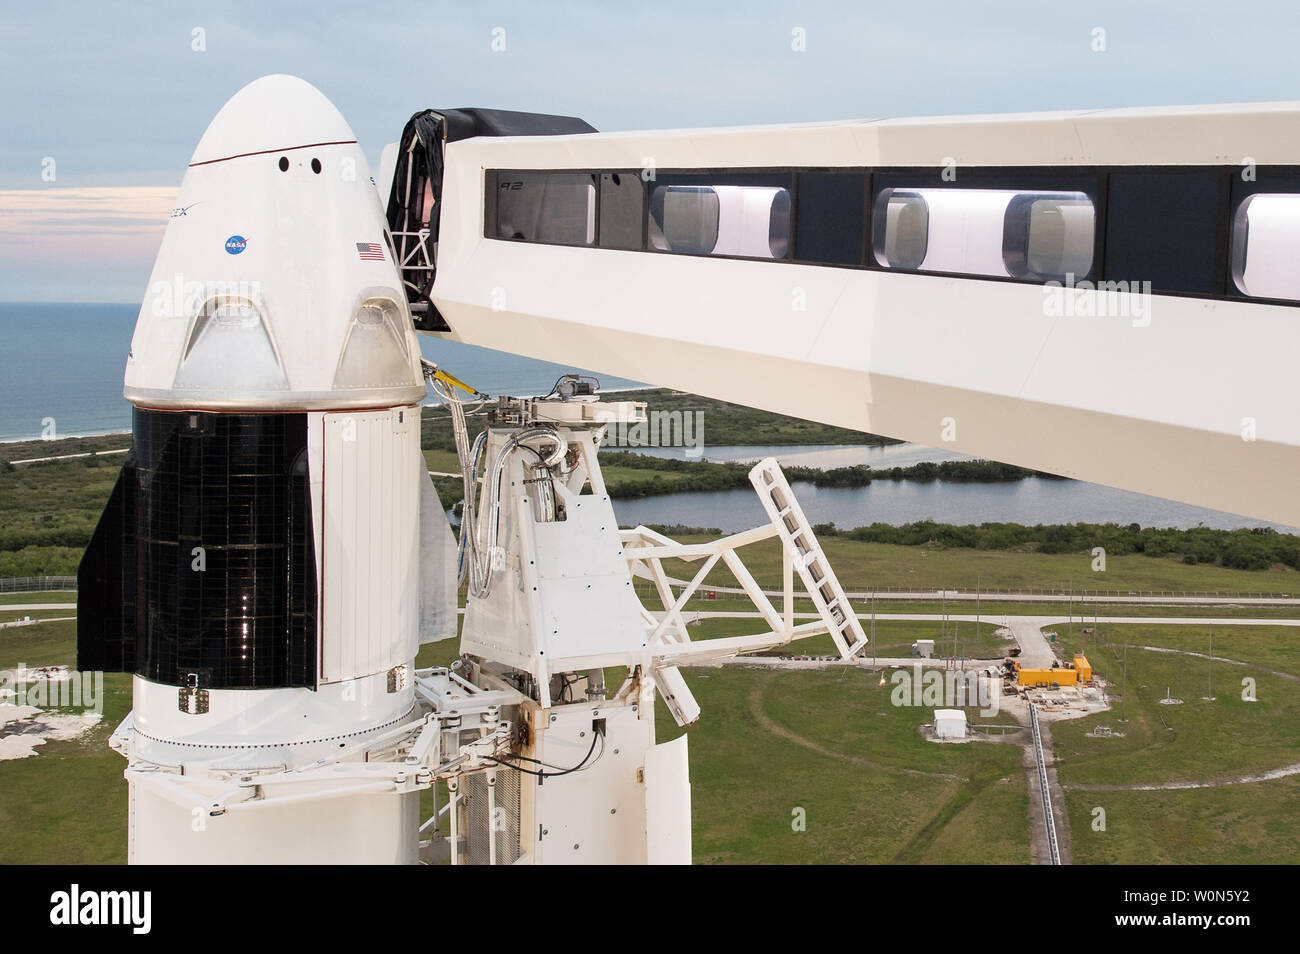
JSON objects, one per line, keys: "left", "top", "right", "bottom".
{"left": 1120, "top": 641, "right": 1128, "bottom": 723}
{"left": 1206, "top": 627, "right": 1215, "bottom": 702}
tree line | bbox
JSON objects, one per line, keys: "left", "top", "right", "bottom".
{"left": 811, "top": 520, "right": 1298, "bottom": 571}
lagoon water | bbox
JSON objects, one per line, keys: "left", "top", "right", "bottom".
{"left": 610, "top": 470, "right": 1291, "bottom": 534}
{"left": 625, "top": 442, "right": 973, "bottom": 469}
{"left": 2, "top": 301, "right": 1289, "bottom": 533}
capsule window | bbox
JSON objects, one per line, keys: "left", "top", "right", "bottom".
{"left": 873, "top": 187, "right": 1094, "bottom": 281}
{"left": 650, "top": 184, "right": 790, "bottom": 259}
{"left": 174, "top": 296, "right": 287, "bottom": 392}
{"left": 877, "top": 187, "right": 1011, "bottom": 275}
{"left": 334, "top": 296, "right": 416, "bottom": 390}
{"left": 872, "top": 189, "right": 929, "bottom": 269}
{"left": 650, "top": 186, "right": 720, "bottom": 254}
{"left": 1004, "top": 192, "right": 1095, "bottom": 281}
{"left": 493, "top": 171, "right": 596, "bottom": 246}
{"left": 1231, "top": 193, "right": 1300, "bottom": 301}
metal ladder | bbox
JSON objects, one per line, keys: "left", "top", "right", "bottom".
{"left": 748, "top": 458, "right": 868, "bottom": 659}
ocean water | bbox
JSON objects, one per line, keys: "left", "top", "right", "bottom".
{"left": 0, "top": 301, "right": 644, "bottom": 442}
{"left": 0, "top": 302, "right": 135, "bottom": 442}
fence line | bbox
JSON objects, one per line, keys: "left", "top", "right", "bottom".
{"left": 0, "top": 576, "right": 78, "bottom": 594}
{"left": 628, "top": 580, "right": 1299, "bottom": 603}
{"left": 3, "top": 574, "right": 1296, "bottom": 603}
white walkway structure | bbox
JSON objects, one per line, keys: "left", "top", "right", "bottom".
{"left": 419, "top": 103, "right": 1300, "bottom": 528}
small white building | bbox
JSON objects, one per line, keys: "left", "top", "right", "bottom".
{"left": 912, "top": 639, "right": 935, "bottom": 658}
{"left": 934, "top": 709, "right": 967, "bottom": 739}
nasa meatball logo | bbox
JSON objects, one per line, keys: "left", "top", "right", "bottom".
{"left": 224, "top": 235, "right": 248, "bottom": 255}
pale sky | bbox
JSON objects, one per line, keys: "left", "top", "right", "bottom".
{"left": 4, "top": 0, "right": 1300, "bottom": 302}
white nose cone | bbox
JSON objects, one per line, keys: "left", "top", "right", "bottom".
{"left": 126, "top": 75, "right": 425, "bottom": 409}
{"left": 188, "top": 74, "right": 355, "bottom": 167}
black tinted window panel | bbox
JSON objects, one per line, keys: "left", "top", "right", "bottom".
{"left": 1104, "top": 171, "right": 1220, "bottom": 295}
{"left": 795, "top": 172, "right": 865, "bottom": 265}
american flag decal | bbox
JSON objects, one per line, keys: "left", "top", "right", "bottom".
{"left": 356, "top": 242, "right": 384, "bottom": 261}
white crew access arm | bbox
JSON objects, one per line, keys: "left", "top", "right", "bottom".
{"left": 404, "top": 103, "right": 1300, "bottom": 526}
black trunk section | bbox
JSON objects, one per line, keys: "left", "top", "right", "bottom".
{"left": 77, "top": 410, "right": 317, "bottom": 690}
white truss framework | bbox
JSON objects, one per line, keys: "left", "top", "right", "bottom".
{"left": 623, "top": 457, "right": 869, "bottom": 726}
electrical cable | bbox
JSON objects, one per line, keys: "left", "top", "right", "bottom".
{"left": 544, "top": 373, "right": 601, "bottom": 398}
{"left": 423, "top": 360, "right": 563, "bottom": 598}
{"left": 487, "top": 730, "right": 603, "bottom": 778}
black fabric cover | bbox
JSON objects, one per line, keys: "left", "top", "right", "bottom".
{"left": 385, "top": 108, "right": 595, "bottom": 330}
{"left": 437, "top": 108, "right": 596, "bottom": 143}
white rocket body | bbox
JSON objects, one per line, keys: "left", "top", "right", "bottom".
{"left": 80, "top": 76, "right": 457, "bottom": 864}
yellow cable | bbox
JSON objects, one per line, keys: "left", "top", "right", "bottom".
{"left": 432, "top": 367, "right": 483, "bottom": 397}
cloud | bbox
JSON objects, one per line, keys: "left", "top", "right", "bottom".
{"left": 4, "top": 0, "right": 1300, "bottom": 301}
{"left": 0, "top": 188, "right": 175, "bottom": 302}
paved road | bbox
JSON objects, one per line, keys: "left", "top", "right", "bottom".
{"left": 9, "top": 448, "right": 128, "bottom": 465}
{"left": 1005, "top": 618, "right": 1055, "bottom": 668}
{"left": 0, "top": 603, "right": 77, "bottom": 611}
{"left": 713, "top": 655, "right": 954, "bottom": 669}
{"left": 671, "top": 610, "right": 1300, "bottom": 675}
{"left": 677, "top": 610, "right": 1300, "bottom": 628}
{"left": 646, "top": 574, "right": 1300, "bottom": 606}
{"left": 843, "top": 592, "right": 1300, "bottom": 607}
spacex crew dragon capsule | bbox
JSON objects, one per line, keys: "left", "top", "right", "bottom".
{"left": 77, "top": 75, "right": 458, "bottom": 863}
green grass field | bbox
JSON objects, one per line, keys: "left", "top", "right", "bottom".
{"left": 7, "top": 605, "right": 1300, "bottom": 863}
{"left": 0, "top": 671, "right": 131, "bottom": 864}
{"left": 647, "top": 592, "right": 1300, "bottom": 624}
{"left": 657, "top": 666, "right": 1029, "bottom": 864}
{"left": 0, "top": 613, "right": 129, "bottom": 865}
{"left": 650, "top": 535, "right": 1300, "bottom": 595}
{"left": 0, "top": 617, "right": 76, "bottom": 669}
{"left": 1047, "top": 623, "right": 1300, "bottom": 787}
{"left": 1041, "top": 621, "right": 1300, "bottom": 865}
{"left": 1063, "top": 777, "right": 1300, "bottom": 865}
{"left": 685, "top": 616, "right": 1015, "bottom": 660}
